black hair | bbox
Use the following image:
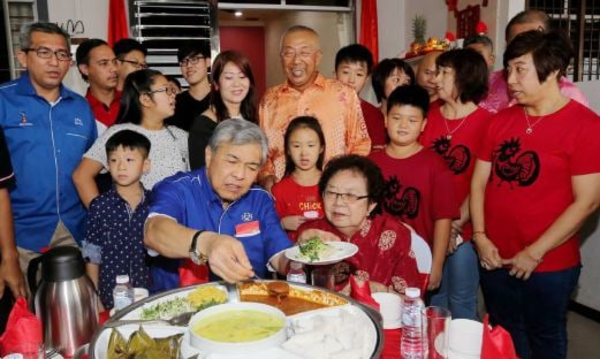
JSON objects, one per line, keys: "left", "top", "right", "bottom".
{"left": 20, "top": 22, "right": 70, "bottom": 50}
{"left": 106, "top": 129, "right": 151, "bottom": 158}
{"left": 113, "top": 38, "right": 148, "bottom": 58}
{"left": 463, "top": 35, "right": 494, "bottom": 52}
{"left": 177, "top": 40, "right": 210, "bottom": 63}
{"left": 166, "top": 75, "right": 182, "bottom": 91}
{"left": 116, "top": 69, "right": 163, "bottom": 125}
{"left": 436, "top": 49, "right": 489, "bottom": 104}
{"left": 335, "top": 44, "right": 374, "bottom": 74}
{"left": 210, "top": 50, "right": 257, "bottom": 123}
{"left": 505, "top": 10, "right": 551, "bottom": 42}
{"left": 503, "top": 30, "right": 573, "bottom": 82}
{"left": 75, "top": 38, "right": 109, "bottom": 81}
{"left": 386, "top": 85, "right": 430, "bottom": 117}
{"left": 371, "top": 58, "right": 416, "bottom": 102}
{"left": 319, "top": 155, "right": 385, "bottom": 210}
{"left": 283, "top": 116, "right": 326, "bottom": 176}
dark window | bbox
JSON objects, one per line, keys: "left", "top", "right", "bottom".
{"left": 528, "top": 0, "right": 600, "bottom": 81}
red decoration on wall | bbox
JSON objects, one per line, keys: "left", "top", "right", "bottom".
{"left": 447, "top": 0, "right": 458, "bottom": 12}
{"left": 108, "top": 0, "right": 129, "bottom": 47}
{"left": 475, "top": 21, "right": 488, "bottom": 35}
{"left": 360, "top": 0, "right": 379, "bottom": 64}
{"left": 456, "top": 5, "right": 480, "bottom": 39}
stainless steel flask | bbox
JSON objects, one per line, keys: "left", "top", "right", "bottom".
{"left": 27, "top": 246, "right": 99, "bottom": 357}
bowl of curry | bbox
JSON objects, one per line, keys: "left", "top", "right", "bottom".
{"left": 188, "top": 302, "right": 287, "bottom": 354}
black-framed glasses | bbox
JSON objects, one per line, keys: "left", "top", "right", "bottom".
{"left": 179, "top": 55, "right": 205, "bottom": 67}
{"left": 24, "top": 47, "right": 71, "bottom": 61}
{"left": 145, "top": 87, "right": 177, "bottom": 96}
{"left": 322, "top": 190, "right": 369, "bottom": 203}
{"left": 118, "top": 58, "right": 148, "bottom": 69}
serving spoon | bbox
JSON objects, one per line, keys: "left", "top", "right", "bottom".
{"left": 104, "top": 310, "right": 197, "bottom": 328}
{"left": 266, "top": 281, "right": 290, "bottom": 304}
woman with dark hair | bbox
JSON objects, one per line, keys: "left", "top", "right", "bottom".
{"left": 188, "top": 50, "right": 258, "bottom": 169}
{"left": 371, "top": 58, "right": 415, "bottom": 114}
{"left": 471, "top": 30, "right": 600, "bottom": 359}
{"left": 418, "top": 48, "right": 492, "bottom": 320}
{"left": 272, "top": 116, "right": 325, "bottom": 241}
{"left": 296, "top": 155, "right": 421, "bottom": 294}
{"left": 74, "top": 69, "right": 189, "bottom": 208}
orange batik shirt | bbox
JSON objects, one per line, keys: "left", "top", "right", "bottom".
{"left": 259, "top": 74, "right": 371, "bottom": 181}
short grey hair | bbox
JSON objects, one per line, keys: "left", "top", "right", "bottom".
{"left": 20, "top": 22, "right": 71, "bottom": 51}
{"left": 279, "top": 25, "right": 320, "bottom": 52}
{"left": 208, "top": 119, "right": 268, "bottom": 166}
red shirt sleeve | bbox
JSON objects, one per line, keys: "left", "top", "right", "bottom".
{"left": 569, "top": 111, "right": 600, "bottom": 175}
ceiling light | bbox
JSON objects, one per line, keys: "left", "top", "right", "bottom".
{"left": 234, "top": 10, "right": 243, "bottom": 17}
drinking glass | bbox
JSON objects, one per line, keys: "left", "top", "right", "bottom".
{"left": 422, "top": 306, "right": 451, "bottom": 359}
{"left": 310, "top": 266, "right": 334, "bottom": 290}
{"left": 4, "top": 343, "right": 45, "bottom": 359}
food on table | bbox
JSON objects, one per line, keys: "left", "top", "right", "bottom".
{"left": 107, "top": 326, "right": 183, "bottom": 359}
{"left": 298, "top": 237, "right": 335, "bottom": 262}
{"left": 282, "top": 307, "right": 371, "bottom": 359}
{"left": 140, "top": 286, "right": 227, "bottom": 320}
{"left": 238, "top": 282, "right": 347, "bottom": 315}
{"left": 191, "top": 310, "right": 285, "bottom": 343}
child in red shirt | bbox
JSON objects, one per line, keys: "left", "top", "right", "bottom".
{"left": 272, "top": 116, "right": 325, "bottom": 241}
{"left": 370, "top": 85, "right": 459, "bottom": 291}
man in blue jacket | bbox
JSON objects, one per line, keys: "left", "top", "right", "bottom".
{"left": 0, "top": 22, "right": 97, "bottom": 287}
{"left": 145, "top": 119, "right": 292, "bottom": 288}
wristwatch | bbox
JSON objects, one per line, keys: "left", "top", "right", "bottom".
{"left": 189, "top": 230, "right": 208, "bottom": 265}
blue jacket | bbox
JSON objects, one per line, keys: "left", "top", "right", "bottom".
{"left": 0, "top": 72, "right": 97, "bottom": 252}
{"left": 149, "top": 168, "right": 292, "bottom": 291}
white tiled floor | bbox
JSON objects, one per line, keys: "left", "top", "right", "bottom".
{"left": 567, "top": 311, "right": 600, "bottom": 359}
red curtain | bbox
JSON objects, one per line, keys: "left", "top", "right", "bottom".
{"left": 108, "top": 0, "right": 129, "bottom": 47}
{"left": 359, "top": 0, "right": 379, "bottom": 64}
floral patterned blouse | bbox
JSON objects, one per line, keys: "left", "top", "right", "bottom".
{"left": 297, "top": 215, "right": 421, "bottom": 294}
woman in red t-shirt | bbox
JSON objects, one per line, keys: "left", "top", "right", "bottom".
{"left": 419, "top": 48, "right": 492, "bottom": 320}
{"left": 272, "top": 116, "right": 325, "bottom": 241}
{"left": 471, "top": 31, "right": 600, "bottom": 359}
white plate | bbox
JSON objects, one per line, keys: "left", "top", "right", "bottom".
{"left": 94, "top": 325, "right": 199, "bottom": 359}
{"left": 285, "top": 242, "right": 359, "bottom": 265}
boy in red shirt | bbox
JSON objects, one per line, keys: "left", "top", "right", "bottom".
{"left": 334, "top": 44, "right": 386, "bottom": 151}
{"left": 370, "top": 85, "right": 459, "bottom": 291}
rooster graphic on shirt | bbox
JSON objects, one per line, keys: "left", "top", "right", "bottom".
{"left": 430, "top": 136, "right": 470, "bottom": 175}
{"left": 383, "top": 175, "right": 420, "bottom": 218}
{"left": 492, "top": 137, "right": 540, "bottom": 188}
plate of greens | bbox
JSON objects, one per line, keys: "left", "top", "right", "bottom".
{"left": 285, "top": 237, "right": 358, "bottom": 265}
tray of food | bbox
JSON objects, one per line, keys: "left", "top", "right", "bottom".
{"left": 89, "top": 281, "right": 383, "bottom": 359}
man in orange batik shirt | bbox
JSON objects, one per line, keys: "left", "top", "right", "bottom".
{"left": 259, "top": 25, "right": 371, "bottom": 191}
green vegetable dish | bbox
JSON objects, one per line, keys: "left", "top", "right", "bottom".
{"left": 298, "top": 237, "right": 333, "bottom": 262}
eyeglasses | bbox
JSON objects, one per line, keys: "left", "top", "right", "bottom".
{"left": 24, "top": 47, "right": 71, "bottom": 61}
{"left": 145, "top": 87, "right": 177, "bottom": 96}
{"left": 280, "top": 49, "right": 318, "bottom": 60}
{"left": 118, "top": 58, "right": 148, "bottom": 69}
{"left": 179, "top": 55, "right": 205, "bottom": 67}
{"left": 94, "top": 58, "right": 119, "bottom": 67}
{"left": 322, "top": 190, "right": 369, "bottom": 204}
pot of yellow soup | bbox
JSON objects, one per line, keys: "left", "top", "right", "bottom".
{"left": 188, "top": 302, "right": 287, "bottom": 354}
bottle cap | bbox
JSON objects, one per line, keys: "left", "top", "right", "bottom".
{"left": 290, "top": 261, "right": 303, "bottom": 270}
{"left": 116, "top": 274, "right": 130, "bottom": 284}
{"left": 405, "top": 287, "right": 420, "bottom": 298}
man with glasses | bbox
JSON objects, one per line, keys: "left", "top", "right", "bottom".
{"left": 113, "top": 38, "right": 148, "bottom": 92}
{"left": 166, "top": 41, "right": 211, "bottom": 131}
{"left": 259, "top": 25, "right": 371, "bottom": 192}
{"left": 76, "top": 38, "right": 120, "bottom": 133}
{"left": 0, "top": 22, "right": 97, "bottom": 289}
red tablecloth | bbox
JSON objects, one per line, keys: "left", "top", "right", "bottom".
{"left": 382, "top": 328, "right": 402, "bottom": 358}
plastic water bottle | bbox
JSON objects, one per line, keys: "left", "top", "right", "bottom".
{"left": 401, "top": 287, "right": 426, "bottom": 359}
{"left": 113, "top": 274, "right": 134, "bottom": 310}
{"left": 286, "top": 261, "right": 307, "bottom": 284}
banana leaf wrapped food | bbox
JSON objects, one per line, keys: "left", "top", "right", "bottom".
{"left": 107, "top": 326, "right": 184, "bottom": 359}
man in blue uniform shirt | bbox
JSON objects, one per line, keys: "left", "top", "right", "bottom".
{"left": 145, "top": 119, "right": 292, "bottom": 288}
{"left": 0, "top": 23, "right": 97, "bottom": 284}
